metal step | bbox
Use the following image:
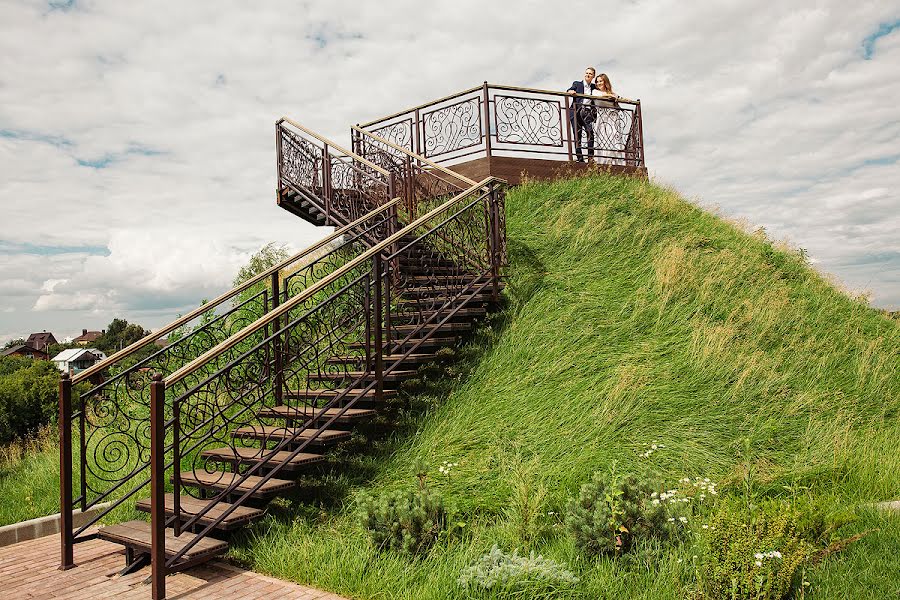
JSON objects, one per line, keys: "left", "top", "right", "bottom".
{"left": 98, "top": 520, "right": 227, "bottom": 569}
{"left": 232, "top": 424, "right": 352, "bottom": 446}
{"left": 200, "top": 446, "right": 325, "bottom": 471}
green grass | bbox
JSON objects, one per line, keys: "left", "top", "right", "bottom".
{"left": 227, "top": 173, "right": 900, "bottom": 598}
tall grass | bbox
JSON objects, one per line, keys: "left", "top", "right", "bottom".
{"left": 226, "top": 173, "right": 899, "bottom": 598}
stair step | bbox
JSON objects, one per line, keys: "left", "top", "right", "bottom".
{"left": 201, "top": 446, "right": 325, "bottom": 471}
{"left": 232, "top": 425, "right": 352, "bottom": 446}
{"left": 326, "top": 353, "right": 441, "bottom": 366}
{"left": 176, "top": 470, "right": 296, "bottom": 499}
{"left": 98, "top": 520, "right": 227, "bottom": 566}
{"left": 399, "top": 284, "right": 504, "bottom": 297}
{"left": 403, "top": 274, "right": 490, "bottom": 282}
{"left": 307, "top": 369, "right": 418, "bottom": 383}
{"left": 391, "top": 307, "right": 487, "bottom": 321}
{"left": 350, "top": 336, "right": 459, "bottom": 350}
{"left": 400, "top": 265, "right": 468, "bottom": 274}
{"left": 135, "top": 493, "right": 264, "bottom": 531}
{"left": 258, "top": 405, "right": 376, "bottom": 423}
{"left": 391, "top": 322, "right": 472, "bottom": 336}
{"left": 284, "top": 388, "right": 398, "bottom": 400}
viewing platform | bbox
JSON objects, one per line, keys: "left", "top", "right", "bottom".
{"left": 354, "top": 82, "right": 646, "bottom": 185}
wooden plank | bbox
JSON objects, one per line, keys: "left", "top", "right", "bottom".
{"left": 307, "top": 369, "right": 417, "bottom": 382}
{"left": 201, "top": 446, "right": 325, "bottom": 470}
{"left": 135, "top": 494, "right": 264, "bottom": 531}
{"left": 176, "top": 470, "right": 296, "bottom": 498}
{"left": 98, "top": 520, "right": 227, "bottom": 561}
{"left": 232, "top": 425, "right": 352, "bottom": 445}
{"left": 258, "top": 405, "right": 376, "bottom": 422}
{"left": 284, "top": 388, "right": 397, "bottom": 399}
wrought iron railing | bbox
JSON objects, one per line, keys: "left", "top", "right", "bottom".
{"left": 357, "top": 82, "right": 645, "bottom": 168}
{"left": 138, "top": 176, "right": 505, "bottom": 596}
{"left": 277, "top": 118, "right": 397, "bottom": 226}
{"left": 57, "top": 199, "right": 401, "bottom": 563}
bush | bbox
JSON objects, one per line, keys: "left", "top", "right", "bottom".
{"left": 0, "top": 358, "right": 60, "bottom": 444}
{"left": 565, "top": 466, "right": 670, "bottom": 554}
{"left": 358, "top": 485, "right": 446, "bottom": 555}
{"left": 458, "top": 545, "right": 579, "bottom": 596}
{"left": 692, "top": 499, "right": 812, "bottom": 600}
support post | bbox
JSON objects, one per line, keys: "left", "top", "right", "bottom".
{"left": 489, "top": 185, "right": 501, "bottom": 303}
{"left": 635, "top": 101, "right": 646, "bottom": 168}
{"left": 150, "top": 374, "right": 166, "bottom": 600}
{"left": 275, "top": 120, "right": 284, "bottom": 198}
{"left": 372, "top": 254, "right": 384, "bottom": 404}
{"left": 413, "top": 108, "right": 421, "bottom": 157}
{"left": 58, "top": 373, "right": 74, "bottom": 570}
{"left": 322, "top": 144, "right": 331, "bottom": 220}
{"left": 482, "top": 82, "right": 492, "bottom": 160}
{"left": 564, "top": 96, "right": 574, "bottom": 162}
{"left": 271, "top": 272, "right": 283, "bottom": 407}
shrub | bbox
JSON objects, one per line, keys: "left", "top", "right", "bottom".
{"left": 692, "top": 499, "right": 812, "bottom": 600}
{"left": 0, "top": 358, "right": 60, "bottom": 444}
{"left": 565, "top": 466, "right": 670, "bottom": 554}
{"left": 458, "top": 545, "right": 579, "bottom": 596}
{"left": 358, "top": 462, "right": 447, "bottom": 555}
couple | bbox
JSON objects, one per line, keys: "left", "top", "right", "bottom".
{"left": 567, "top": 66, "right": 620, "bottom": 162}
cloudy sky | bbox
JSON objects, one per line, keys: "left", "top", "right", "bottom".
{"left": 1, "top": 0, "right": 898, "bottom": 344}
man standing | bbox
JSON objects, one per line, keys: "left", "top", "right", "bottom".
{"left": 567, "top": 67, "right": 597, "bottom": 162}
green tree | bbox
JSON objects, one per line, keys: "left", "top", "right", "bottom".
{"left": 0, "top": 358, "right": 59, "bottom": 443}
{"left": 2, "top": 338, "right": 26, "bottom": 350}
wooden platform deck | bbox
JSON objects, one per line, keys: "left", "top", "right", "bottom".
{"left": 448, "top": 155, "right": 648, "bottom": 185}
{"left": 0, "top": 529, "right": 348, "bottom": 599}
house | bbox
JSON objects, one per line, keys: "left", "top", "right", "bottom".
{"left": 1, "top": 344, "right": 49, "bottom": 360}
{"left": 73, "top": 329, "right": 104, "bottom": 345}
{"left": 25, "top": 331, "right": 57, "bottom": 353}
{"left": 51, "top": 348, "right": 107, "bottom": 374}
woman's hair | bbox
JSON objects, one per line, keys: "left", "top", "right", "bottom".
{"left": 596, "top": 73, "right": 613, "bottom": 93}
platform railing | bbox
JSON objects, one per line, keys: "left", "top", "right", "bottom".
{"left": 357, "top": 82, "right": 645, "bottom": 168}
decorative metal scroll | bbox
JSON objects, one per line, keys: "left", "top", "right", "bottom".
{"left": 592, "top": 107, "right": 638, "bottom": 166}
{"left": 494, "top": 95, "right": 562, "bottom": 146}
{"left": 369, "top": 119, "right": 414, "bottom": 153}
{"left": 421, "top": 97, "right": 482, "bottom": 158}
{"left": 280, "top": 128, "right": 323, "bottom": 194}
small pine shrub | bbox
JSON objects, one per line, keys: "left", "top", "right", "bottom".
{"left": 458, "top": 545, "right": 579, "bottom": 595}
{"left": 357, "top": 461, "right": 446, "bottom": 555}
{"left": 565, "top": 466, "right": 670, "bottom": 554}
{"left": 692, "top": 499, "right": 812, "bottom": 600}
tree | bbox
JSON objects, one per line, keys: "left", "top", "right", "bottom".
{"left": 95, "top": 318, "right": 151, "bottom": 354}
{"left": 0, "top": 358, "right": 59, "bottom": 443}
{"left": 233, "top": 243, "right": 290, "bottom": 288}
{"left": 2, "top": 338, "right": 26, "bottom": 350}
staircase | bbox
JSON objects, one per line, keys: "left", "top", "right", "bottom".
{"left": 58, "top": 114, "right": 506, "bottom": 598}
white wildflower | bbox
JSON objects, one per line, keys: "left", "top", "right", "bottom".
{"left": 678, "top": 516, "right": 688, "bottom": 524}
{"left": 755, "top": 560, "right": 762, "bottom": 567}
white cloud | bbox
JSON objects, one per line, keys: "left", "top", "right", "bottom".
{"left": 0, "top": 0, "right": 898, "bottom": 343}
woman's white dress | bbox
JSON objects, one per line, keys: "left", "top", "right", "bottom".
{"left": 590, "top": 90, "right": 628, "bottom": 165}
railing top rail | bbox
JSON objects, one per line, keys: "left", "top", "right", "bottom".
{"left": 72, "top": 198, "right": 401, "bottom": 385}
{"left": 350, "top": 125, "right": 478, "bottom": 187}
{"left": 165, "top": 177, "right": 503, "bottom": 387}
{"left": 358, "top": 82, "right": 640, "bottom": 128}
{"left": 279, "top": 117, "right": 391, "bottom": 177}
{"left": 357, "top": 84, "right": 483, "bottom": 128}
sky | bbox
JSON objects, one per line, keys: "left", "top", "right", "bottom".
{"left": 1, "top": 0, "right": 898, "bottom": 344}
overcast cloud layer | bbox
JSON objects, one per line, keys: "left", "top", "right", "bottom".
{"left": 1, "top": 0, "right": 898, "bottom": 343}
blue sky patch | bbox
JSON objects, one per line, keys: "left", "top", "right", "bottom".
{"left": 862, "top": 19, "right": 900, "bottom": 59}
{"left": 0, "top": 241, "right": 110, "bottom": 256}
{"left": 0, "top": 128, "right": 74, "bottom": 149}
{"left": 48, "top": 0, "right": 76, "bottom": 11}
{"left": 76, "top": 144, "right": 164, "bottom": 169}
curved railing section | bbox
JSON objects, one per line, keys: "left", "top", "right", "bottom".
{"left": 57, "top": 199, "right": 401, "bottom": 552}
{"left": 139, "top": 177, "right": 506, "bottom": 576}
{"left": 357, "top": 82, "right": 645, "bottom": 169}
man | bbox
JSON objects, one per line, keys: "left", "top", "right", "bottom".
{"left": 567, "top": 67, "right": 597, "bottom": 162}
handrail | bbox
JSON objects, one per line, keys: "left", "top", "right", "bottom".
{"left": 73, "top": 198, "right": 401, "bottom": 385}
{"left": 358, "top": 81, "right": 640, "bottom": 129}
{"left": 165, "top": 177, "right": 501, "bottom": 387}
{"left": 350, "top": 125, "right": 477, "bottom": 186}
{"left": 278, "top": 117, "right": 391, "bottom": 177}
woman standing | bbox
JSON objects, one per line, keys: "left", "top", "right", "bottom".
{"left": 591, "top": 74, "right": 626, "bottom": 165}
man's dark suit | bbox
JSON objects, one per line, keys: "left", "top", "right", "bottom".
{"left": 567, "top": 80, "right": 596, "bottom": 161}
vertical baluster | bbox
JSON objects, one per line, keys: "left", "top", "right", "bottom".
{"left": 172, "top": 397, "right": 181, "bottom": 537}
{"left": 275, "top": 120, "right": 284, "bottom": 198}
{"left": 150, "top": 374, "right": 166, "bottom": 600}
{"left": 564, "top": 95, "right": 574, "bottom": 162}
{"left": 413, "top": 108, "right": 421, "bottom": 157}
{"left": 482, "top": 82, "right": 492, "bottom": 160}
{"left": 373, "top": 254, "right": 384, "bottom": 404}
{"left": 79, "top": 403, "right": 86, "bottom": 511}
{"left": 489, "top": 185, "right": 501, "bottom": 303}
{"left": 58, "top": 373, "right": 74, "bottom": 570}
{"left": 271, "top": 272, "right": 283, "bottom": 407}
{"left": 364, "top": 273, "right": 371, "bottom": 373}
{"left": 323, "top": 144, "right": 331, "bottom": 221}
{"left": 635, "top": 102, "right": 645, "bottom": 168}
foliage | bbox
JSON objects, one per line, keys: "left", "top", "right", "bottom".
{"left": 565, "top": 465, "right": 671, "bottom": 554}
{"left": 458, "top": 545, "right": 579, "bottom": 596}
{"left": 2, "top": 338, "right": 26, "bottom": 350}
{"left": 0, "top": 358, "right": 60, "bottom": 444}
{"left": 357, "top": 462, "right": 447, "bottom": 555}
{"left": 691, "top": 499, "right": 813, "bottom": 600}
{"left": 94, "top": 318, "right": 151, "bottom": 355}
{"left": 233, "top": 242, "right": 290, "bottom": 288}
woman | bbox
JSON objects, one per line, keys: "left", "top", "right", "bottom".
{"left": 590, "top": 74, "right": 626, "bottom": 165}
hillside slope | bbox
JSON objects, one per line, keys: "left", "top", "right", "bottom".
{"left": 233, "top": 173, "right": 900, "bottom": 599}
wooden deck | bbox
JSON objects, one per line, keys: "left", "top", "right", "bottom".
{"left": 448, "top": 155, "right": 648, "bottom": 185}
{"left": 0, "top": 529, "right": 348, "bottom": 599}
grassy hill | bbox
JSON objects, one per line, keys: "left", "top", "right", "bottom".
{"left": 229, "top": 173, "right": 900, "bottom": 599}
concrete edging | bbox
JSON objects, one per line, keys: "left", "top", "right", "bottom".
{"left": 0, "top": 502, "right": 112, "bottom": 547}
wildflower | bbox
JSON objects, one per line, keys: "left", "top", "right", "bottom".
{"left": 667, "top": 517, "right": 675, "bottom": 523}
{"left": 652, "top": 499, "right": 660, "bottom": 506}
{"left": 678, "top": 516, "right": 688, "bottom": 524}
{"left": 755, "top": 560, "right": 763, "bottom": 567}
{"left": 702, "top": 524, "right": 709, "bottom": 529}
